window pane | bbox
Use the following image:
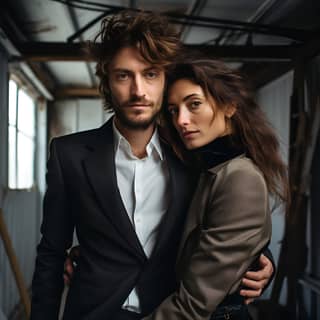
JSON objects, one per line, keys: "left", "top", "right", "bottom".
{"left": 17, "top": 89, "right": 35, "bottom": 137}
{"left": 9, "top": 80, "right": 17, "bottom": 126}
{"left": 8, "top": 125, "right": 17, "bottom": 189}
{"left": 17, "top": 133, "right": 34, "bottom": 189}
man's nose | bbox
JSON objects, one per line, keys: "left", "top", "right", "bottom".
{"left": 130, "top": 75, "right": 145, "bottom": 97}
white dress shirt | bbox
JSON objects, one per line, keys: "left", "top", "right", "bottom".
{"left": 112, "top": 120, "right": 170, "bottom": 313}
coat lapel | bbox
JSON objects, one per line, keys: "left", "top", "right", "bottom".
{"left": 83, "top": 120, "right": 147, "bottom": 262}
{"left": 176, "top": 171, "right": 217, "bottom": 262}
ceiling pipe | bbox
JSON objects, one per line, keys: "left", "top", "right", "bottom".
{"left": 220, "top": 0, "right": 280, "bottom": 45}
{"left": 180, "top": 0, "right": 207, "bottom": 42}
{"left": 51, "top": 0, "right": 313, "bottom": 42}
{"left": 65, "top": 0, "right": 97, "bottom": 86}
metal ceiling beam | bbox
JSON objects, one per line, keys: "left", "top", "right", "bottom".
{"left": 219, "top": 0, "right": 280, "bottom": 45}
{"left": 54, "top": 86, "right": 99, "bottom": 99}
{"left": 0, "top": 4, "right": 59, "bottom": 96}
{"left": 67, "top": 9, "right": 120, "bottom": 42}
{"left": 12, "top": 42, "right": 301, "bottom": 62}
{"left": 65, "top": 0, "right": 97, "bottom": 86}
{"left": 180, "top": 0, "right": 208, "bottom": 42}
{"left": 51, "top": 0, "right": 315, "bottom": 42}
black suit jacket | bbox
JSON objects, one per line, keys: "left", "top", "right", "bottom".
{"left": 31, "top": 120, "right": 195, "bottom": 320}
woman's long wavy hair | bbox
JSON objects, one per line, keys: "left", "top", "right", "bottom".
{"left": 87, "top": 10, "right": 182, "bottom": 110}
{"left": 161, "top": 58, "right": 289, "bottom": 205}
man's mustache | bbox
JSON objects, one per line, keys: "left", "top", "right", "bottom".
{"left": 124, "top": 97, "right": 154, "bottom": 107}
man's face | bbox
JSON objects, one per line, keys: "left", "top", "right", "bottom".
{"left": 108, "top": 46, "right": 166, "bottom": 130}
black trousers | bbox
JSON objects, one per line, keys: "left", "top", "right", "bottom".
{"left": 211, "top": 294, "right": 252, "bottom": 320}
{"left": 112, "top": 309, "right": 143, "bottom": 320}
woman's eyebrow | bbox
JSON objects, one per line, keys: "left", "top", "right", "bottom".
{"left": 182, "top": 93, "right": 203, "bottom": 102}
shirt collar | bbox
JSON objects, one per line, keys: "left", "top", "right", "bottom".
{"left": 112, "top": 118, "right": 164, "bottom": 160}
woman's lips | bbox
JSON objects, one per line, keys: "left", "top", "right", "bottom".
{"left": 181, "top": 130, "right": 199, "bottom": 139}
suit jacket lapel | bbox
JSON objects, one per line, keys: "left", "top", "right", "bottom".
{"left": 83, "top": 120, "right": 147, "bottom": 262}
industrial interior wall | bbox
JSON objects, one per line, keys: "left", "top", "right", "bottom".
{"left": 49, "top": 98, "right": 110, "bottom": 139}
{"left": 0, "top": 45, "right": 47, "bottom": 317}
{"left": 256, "top": 70, "right": 293, "bottom": 304}
{"left": 305, "top": 55, "right": 320, "bottom": 319}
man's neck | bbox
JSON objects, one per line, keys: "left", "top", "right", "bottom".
{"left": 114, "top": 118, "right": 156, "bottom": 159}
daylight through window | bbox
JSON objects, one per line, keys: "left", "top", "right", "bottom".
{"left": 8, "top": 79, "right": 36, "bottom": 189}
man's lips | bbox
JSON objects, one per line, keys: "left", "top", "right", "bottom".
{"left": 127, "top": 103, "right": 152, "bottom": 107}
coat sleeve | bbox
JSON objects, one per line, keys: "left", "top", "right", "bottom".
{"left": 31, "top": 138, "right": 74, "bottom": 320}
{"left": 143, "top": 165, "right": 271, "bottom": 320}
{"left": 261, "top": 246, "right": 275, "bottom": 291}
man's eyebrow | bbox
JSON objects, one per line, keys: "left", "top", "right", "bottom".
{"left": 144, "top": 66, "right": 161, "bottom": 70}
{"left": 110, "top": 67, "right": 161, "bottom": 73}
{"left": 111, "top": 68, "right": 131, "bottom": 73}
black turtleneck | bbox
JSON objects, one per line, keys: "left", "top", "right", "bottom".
{"left": 194, "top": 135, "right": 246, "bottom": 170}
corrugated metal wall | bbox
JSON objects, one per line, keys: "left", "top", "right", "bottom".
{"left": 0, "top": 191, "right": 37, "bottom": 316}
{"left": 304, "top": 55, "right": 320, "bottom": 320}
{"left": 0, "top": 45, "right": 47, "bottom": 318}
{"left": 257, "top": 71, "right": 293, "bottom": 303}
{"left": 0, "top": 44, "right": 9, "bottom": 320}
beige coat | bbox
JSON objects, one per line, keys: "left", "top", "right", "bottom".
{"left": 144, "top": 155, "right": 271, "bottom": 320}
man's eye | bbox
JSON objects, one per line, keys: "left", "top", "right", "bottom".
{"left": 168, "top": 107, "right": 178, "bottom": 115}
{"left": 116, "top": 73, "right": 129, "bottom": 81}
{"left": 145, "top": 71, "right": 158, "bottom": 79}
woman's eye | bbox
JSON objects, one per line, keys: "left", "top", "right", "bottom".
{"left": 190, "top": 101, "right": 202, "bottom": 108}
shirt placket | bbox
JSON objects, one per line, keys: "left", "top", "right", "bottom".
{"left": 133, "top": 159, "right": 144, "bottom": 238}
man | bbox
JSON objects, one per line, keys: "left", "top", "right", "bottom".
{"left": 31, "top": 10, "right": 274, "bottom": 320}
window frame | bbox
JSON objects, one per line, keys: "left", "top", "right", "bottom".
{"left": 8, "top": 74, "right": 38, "bottom": 191}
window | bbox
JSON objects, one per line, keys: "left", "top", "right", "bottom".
{"left": 8, "top": 79, "right": 36, "bottom": 189}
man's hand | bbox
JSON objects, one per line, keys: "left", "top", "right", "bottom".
{"left": 63, "top": 246, "right": 80, "bottom": 286}
{"left": 240, "top": 254, "right": 274, "bottom": 304}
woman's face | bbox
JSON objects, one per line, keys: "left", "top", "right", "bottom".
{"left": 167, "top": 78, "right": 234, "bottom": 150}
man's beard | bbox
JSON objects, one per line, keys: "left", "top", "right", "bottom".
{"left": 114, "top": 108, "right": 159, "bottom": 129}
{"left": 112, "top": 96, "right": 161, "bottom": 130}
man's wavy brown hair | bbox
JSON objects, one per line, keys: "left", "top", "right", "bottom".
{"left": 88, "top": 10, "right": 182, "bottom": 110}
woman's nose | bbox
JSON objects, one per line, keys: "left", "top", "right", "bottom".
{"left": 176, "top": 108, "right": 191, "bottom": 127}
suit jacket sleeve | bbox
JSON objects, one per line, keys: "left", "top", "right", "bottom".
{"left": 261, "top": 247, "right": 275, "bottom": 291}
{"left": 31, "top": 138, "right": 74, "bottom": 320}
{"left": 144, "top": 164, "right": 271, "bottom": 320}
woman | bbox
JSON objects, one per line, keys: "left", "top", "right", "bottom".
{"left": 144, "top": 59, "right": 289, "bottom": 320}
